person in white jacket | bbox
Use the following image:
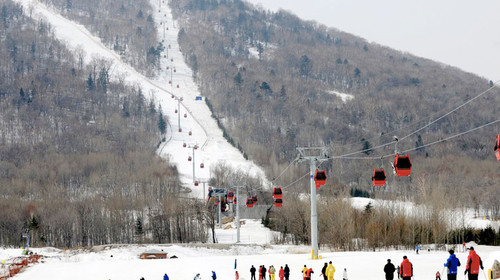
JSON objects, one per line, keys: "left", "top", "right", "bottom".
{"left": 342, "top": 268, "right": 348, "bottom": 280}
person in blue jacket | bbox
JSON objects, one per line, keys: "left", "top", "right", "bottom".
{"left": 444, "top": 249, "right": 461, "bottom": 280}
{"left": 212, "top": 271, "right": 217, "bottom": 280}
{"left": 163, "top": 273, "right": 169, "bottom": 280}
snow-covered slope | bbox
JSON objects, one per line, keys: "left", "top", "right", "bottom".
{"left": 3, "top": 225, "right": 500, "bottom": 280}
{"left": 12, "top": 0, "right": 268, "bottom": 199}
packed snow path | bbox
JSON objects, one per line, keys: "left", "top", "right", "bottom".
{"left": 13, "top": 0, "right": 268, "bottom": 198}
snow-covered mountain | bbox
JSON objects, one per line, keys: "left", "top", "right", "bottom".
{"left": 12, "top": 0, "right": 268, "bottom": 198}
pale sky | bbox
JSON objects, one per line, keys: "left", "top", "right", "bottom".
{"left": 246, "top": 0, "right": 500, "bottom": 81}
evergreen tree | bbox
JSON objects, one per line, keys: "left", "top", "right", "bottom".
{"left": 299, "top": 55, "right": 312, "bottom": 77}
{"left": 362, "top": 140, "right": 372, "bottom": 155}
{"left": 158, "top": 108, "right": 167, "bottom": 135}
{"left": 87, "top": 73, "right": 94, "bottom": 91}
{"left": 135, "top": 218, "right": 144, "bottom": 235}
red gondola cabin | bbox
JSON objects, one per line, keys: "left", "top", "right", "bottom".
{"left": 246, "top": 198, "right": 254, "bottom": 208}
{"left": 272, "top": 187, "right": 283, "bottom": 199}
{"left": 227, "top": 191, "right": 234, "bottom": 201}
{"left": 495, "top": 134, "right": 500, "bottom": 161}
{"left": 372, "top": 169, "right": 386, "bottom": 186}
{"left": 314, "top": 170, "right": 327, "bottom": 189}
{"left": 274, "top": 198, "right": 283, "bottom": 207}
{"left": 394, "top": 154, "right": 412, "bottom": 176}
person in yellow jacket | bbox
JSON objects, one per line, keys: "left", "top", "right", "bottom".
{"left": 302, "top": 265, "right": 308, "bottom": 280}
{"left": 269, "top": 265, "right": 276, "bottom": 280}
{"left": 326, "top": 261, "right": 336, "bottom": 280}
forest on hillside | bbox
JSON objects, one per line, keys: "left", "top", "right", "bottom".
{"left": 0, "top": 0, "right": 209, "bottom": 247}
{"left": 168, "top": 0, "right": 500, "bottom": 213}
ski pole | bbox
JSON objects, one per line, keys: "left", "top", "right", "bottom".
{"left": 481, "top": 269, "right": 488, "bottom": 280}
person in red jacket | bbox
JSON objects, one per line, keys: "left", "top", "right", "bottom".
{"left": 305, "top": 268, "right": 314, "bottom": 280}
{"left": 465, "top": 247, "right": 484, "bottom": 280}
{"left": 399, "top": 256, "right": 413, "bottom": 280}
{"left": 279, "top": 266, "right": 285, "bottom": 280}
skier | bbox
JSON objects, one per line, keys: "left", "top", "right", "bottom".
{"left": 436, "top": 271, "right": 441, "bottom": 280}
{"left": 399, "top": 256, "right": 413, "bottom": 280}
{"left": 163, "top": 273, "right": 169, "bottom": 280}
{"left": 465, "top": 247, "right": 484, "bottom": 280}
{"left": 384, "top": 259, "right": 396, "bottom": 280}
{"left": 250, "top": 265, "right": 257, "bottom": 280}
{"left": 194, "top": 273, "right": 201, "bottom": 280}
{"left": 284, "top": 264, "right": 290, "bottom": 280}
{"left": 321, "top": 263, "right": 328, "bottom": 280}
{"left": 236, "top": 271, "right": 239, "bottom": 280}
{"left": 444, "top": 249, "right": 461, "bottom": 280}
{"left": 396, "top": 265, "right": 400, "bottom": 279}
{"left": 212, "top": 271, "right": 217, "bottom": 280}
{"left": 415, "top": 244, "right": 419, "bottom": 254}
{"left": 302, "top": 265, "right": 308, "bottom": 280}
{"left": 326, "top": 261, "right": 335, "bottom": 280}
{"left": 342, "top": 268, "right": 348, "bottom": 280}
{"left": 269, "top": 265, "right": 275, "bottom": 280}
{"left": 262, "top": 265, "right": 267, "bottom": 280}
{"left": 259, "top": 265, "right": 263, "bottom": 280}
{"left": 279, "top": 266, "right": 285, "bottom": 280}
{"left": 305, "top": 268, "right": 314, "bottom": 280}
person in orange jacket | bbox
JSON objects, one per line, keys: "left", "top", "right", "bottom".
{"left": 399, "top": 256, "right": 413, "bottom": 280}
{"left": 279, "top": 266, "right": 285, "bottom": 280}
{"left": 305, "top": 268, "right": 314, "bottom": 280}
{"left": 465, "top": 247, "right": 484, "bottom": 280}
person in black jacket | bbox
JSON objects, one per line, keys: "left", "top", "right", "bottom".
{"left": 384, "top": 259, "right": 396, "bottom": 280}
{"left": 262, "top": 265, "right": 267, "bottom": 280}
{"left": 251, "top": 265, "right": 257, "bottom": 280}
{"left": 284, "top": 264, "right": 290, "bottom": 280}
{"left": 321, "top": 263, "right": 328, "bottom": 280}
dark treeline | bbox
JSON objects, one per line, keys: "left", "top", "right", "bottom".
{"left": 0, "top": 1, "right": 209, "bottom": 247}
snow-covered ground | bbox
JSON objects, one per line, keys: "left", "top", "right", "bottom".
{"left": 2, "top": 218, "right": 500, "bottom": 280}
{"left": 12, "top": 0, "right": 268, "bottom": 200}
{"left": 327, "top": 91, "right": 354, "bottom": 103}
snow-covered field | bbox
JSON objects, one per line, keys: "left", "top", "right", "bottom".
{"left": 2, "top": 218, "right": 500, "bottom": 280}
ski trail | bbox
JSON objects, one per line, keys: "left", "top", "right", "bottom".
{"left": 14, "top": 0, "right": 268, "bottom": 198}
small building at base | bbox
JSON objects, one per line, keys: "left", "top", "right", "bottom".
{"left": 139, "top": 249, "right": 167, "bottom": 259}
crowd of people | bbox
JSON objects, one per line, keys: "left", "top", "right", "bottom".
{"left": 139, "top": 247, "right": 484, "bottom": 280}
{"left": 383, "top": 247, "right": 484, "bottom": 280}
